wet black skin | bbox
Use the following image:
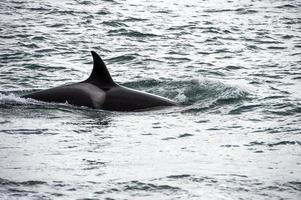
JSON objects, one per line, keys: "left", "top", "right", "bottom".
{"left": 103, "top": 86, "right": 176, "bottom": 111}
{"left": 23, "top": 51, "right": 177, "bottom": 111}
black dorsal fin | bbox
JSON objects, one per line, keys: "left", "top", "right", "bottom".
{"left": 85, "top": 51, "right": 116, "bottom": 87}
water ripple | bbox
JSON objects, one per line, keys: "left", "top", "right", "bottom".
{"left": 1, "top": 0, "right": 300, "bottom": 199}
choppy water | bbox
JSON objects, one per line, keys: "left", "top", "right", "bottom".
{"left": 1, "top": 0, "right": 301, "bottom": 199}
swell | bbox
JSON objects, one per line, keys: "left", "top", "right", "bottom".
{"left": 124, "top": 78, "right": 249, "bottom": 113}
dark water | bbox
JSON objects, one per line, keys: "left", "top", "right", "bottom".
{"left": 1, "top": 0, "right": 301, "bottom": 199}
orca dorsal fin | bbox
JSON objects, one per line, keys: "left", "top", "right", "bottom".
{"left": 85, "top": 51, "right": 116, "bottom": 88}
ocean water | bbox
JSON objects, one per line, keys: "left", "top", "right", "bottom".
{"left": 0, "top": 0, "right": 301, "bottom": 199}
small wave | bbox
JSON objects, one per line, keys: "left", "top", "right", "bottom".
{"left": 245, "top": 141, "right": 301, "bottom": 147}
{"left": 47, "top": 23, "right": 65, "bottom": 28}
{"left": 205, "top": 8, "right": 240, "bottom": 13}
{"left": 35, "top": 48, "right": 56, "bottom": 53}
{"left": 0, "top": 178, "right": 46, "bottom": 198}
{"left": 102, "top": 20, "right": 128, "bottom": 27}
{"left": 119, "top": 17, "right": 148, "bottom": 22}
{"left": 95, "top": 10, "right": 111, "bottom": 15}
{"left": 276, "top": 4, "right": 297, "bottom": 9}
{"left": 280, "top": 17, "right": 301, "bottom": 25}
{"left": 285, "top": 181, "right": 301, "bottom": 191}
{"left": 31, "top": 36, "right": 46, "bottom": 41}
{"left": 121, "top": 180, "right": 180, "bottom": 192}
{"left": 181, "top": 79, "right": 248, "bottom": 105}
{"left": 47, "top": 9, "right": 77, "bottom": 16}
{"left": 267, "top": 46, "right": 287, "bottom": 50}
{"left": 201, "top": 27, "right": 222, "bottom": 34}
{"left": 96, "top": 180, "right": 181, "bottom": 195}
{"left": 83, "top": 159, "right": 106, "bottom": 168}
{"left": 265, "top": 103, "right": 301, "bottom": 116}
{"left": 0, "top": 178, "right": 46, "bottom": 186}
{"left": 282, "top": 35, "right": 294, "bottom": 39}
{"left": 178, "top": 133, "right": 194, "bottom": 138}
{"left": 107, "top": 53, "right": 140, "bottom": 63}
{"left": 167, "top": 24, "right": 196, "bottom": 31}
{"left": 237, "top": 9, "right": 258, "bottom": 14}
{"left": 0, "top": 51, "right": 31, "bottom": 62}
{"left": 268, "top": 141, "right": 301, "bottom": 147}
{"left": 102, "top": 0, "right": 119, "bottom": 3}
{"left": 197, "top": 69, "right": 226, "bottom": 77}
{"left": 197, "top": 48, "right": 238, "bottom": 55}
{"left": 167, "top": 174, "right": 218, "bottom": 184}
{"left": 220, "top": 144, "right": 240, "bottom": 148}
{"left": 2, "top": 128, "right": 51, "bottom": 135}
{"left": 291, "top": 52, "right": 301, "bottom": 56}
{"left": 225, "top": 65, "right": 243, "bottom": 70}
{"left": 20, "top": 42, "right": 39, "bottom": 49}
{"left": 108, "top": 29, "right": 159, "bottom": 38}
{"left": 74, "top": 0, "right": 95, "bottom": 5}
{"left": 245, "top": 38, "right": 283, "bottom": 44}
{"left": 263, "top": 95, "right": 287, "bottom": 100}
{"left": 167, "top": 174, "right": 191, "bottom": 179}
{"left": 205, "top": 8, "right": 257, "bottom": 14}
{"left": 0, "top": 35, "right": 14, "bottom": 39}
{"left": 0, "top": 120, "right": 10, "bottom": 125}
{"left": 22, "top": 63, "right": 44, "bottom": 69}
{"left": 161, "top": 137, "right": 176, "bottom": 140}
{"left": 27, "top": 7, "right": 51, "bottom": 12}
{"left": 229, "top": 104, "right": 262, "bottom": 114}
{"left": 164, "top": 56, "right": 191, "bottom": 62}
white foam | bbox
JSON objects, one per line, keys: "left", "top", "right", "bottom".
{"left": 0, "top": 93, "right": 33, "bottom": 105}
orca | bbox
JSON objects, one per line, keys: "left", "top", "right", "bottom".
{"left": 22, "top": 51, "right": 177, "bottom": 111}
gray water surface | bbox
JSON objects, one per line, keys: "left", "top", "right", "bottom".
{"left": 1, "top": 0, "right": 301, "bottom": 199}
